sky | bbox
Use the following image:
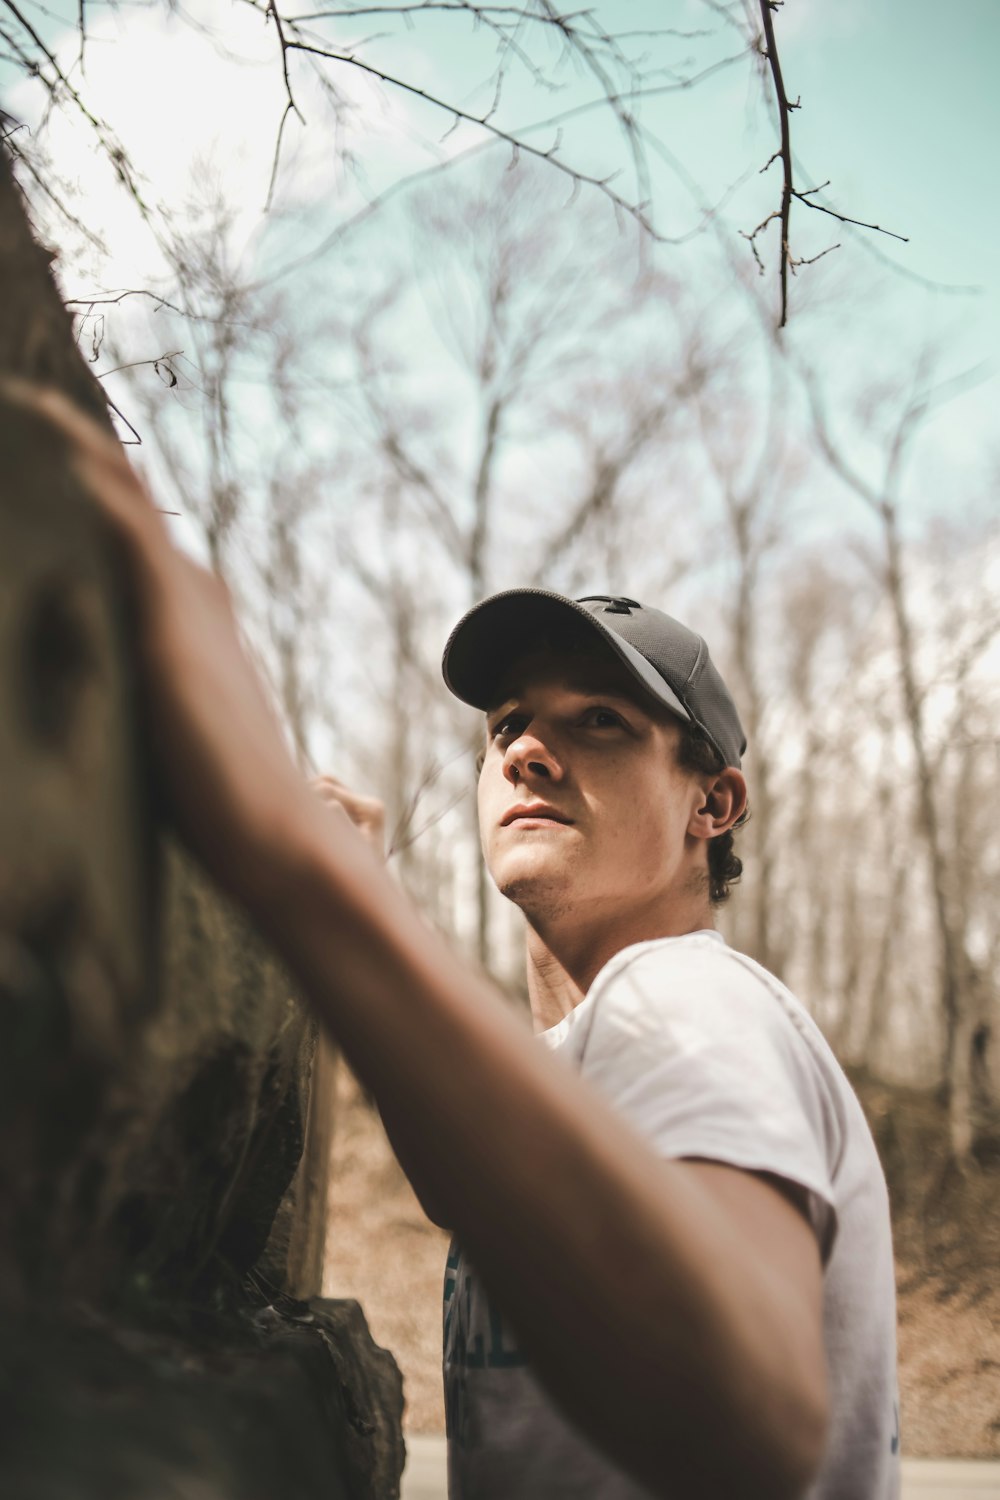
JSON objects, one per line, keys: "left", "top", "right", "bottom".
{"left": 783, "top": 0, "right": 1000, "bottom": 295}
{"left": 5, "top": 2, "right": 997, "bottom": 290}
{"left": 2, "top": 0, "right": 997, "bottom": 521}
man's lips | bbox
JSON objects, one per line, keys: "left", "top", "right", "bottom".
{"left": 501, "top": 803, "right": 574, "bottom": 827}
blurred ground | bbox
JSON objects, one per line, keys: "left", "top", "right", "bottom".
{"left": 859, "top": 1072, "right": 1000, "bottom": 1459}
{"left": 323, "top": 1061, "right": 1000, "bottom": 1453}
{"left": 323, "top": 1062, "right": 449, "bottom": 1433}
{"left": 898, "top": 1271, "right": 1000, "bottom": 1457}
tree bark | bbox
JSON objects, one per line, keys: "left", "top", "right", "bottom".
{"left": 0, "top": 147, "right": 402, "bottom": 1496}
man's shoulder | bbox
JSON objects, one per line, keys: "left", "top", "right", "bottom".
{"left": 582, "top": 932, "right": 841, "bottom": 1088}
{"left": 593, "top": 931, "right": 789, "bottom": 1017}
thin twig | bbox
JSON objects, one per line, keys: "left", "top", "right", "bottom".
{"left": 2, "top": 0, "right": 153, "bottom": 217}
{"left": 789, "top": 242, "right": 839, "bottom": 273}
{"left": 96, "top": 350, "right": 183, "bottom": 380}
{"left": 792, "top": 188, "right": 908, "bottom": 243}
{"left": 283, "top": 34, "right": 660, "bottom": 237}
{"left": 64, "top": 288, "right": 243, "bottom": 326}
{"left": 264, "top": 99, "right": 295, "bottom": 211}
{"left": 5, "top": 138, "right": 107, "bottom": 251}
{"left": 254, "top": 51, "right": 748, "bottom": 292}
{"left": 756, "top": 0, "right": 793, "bottom": 326}
{"left": 754, "top": 0, "right": 908, "bottom": 325}
{"left": 103, "top": 393, "right": 142, "bottom": 445}
{"left": 267, "top": 0, "right": 307, "bottom": 124}
{"left": 388, "top": 785, "right": 469, "bottom": 857}
{"left": 264, "top": 0, "right": 307, "bottom": 208}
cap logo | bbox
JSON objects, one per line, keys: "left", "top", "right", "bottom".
{"left": 577, "top": 595, "right": 641, "bottom": 616}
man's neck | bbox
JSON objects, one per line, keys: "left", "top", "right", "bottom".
{"left": 525, "top": 894, "right": 715, "bottom": 1033}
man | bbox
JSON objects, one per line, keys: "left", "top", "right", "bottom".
{"left": 434, "top": 590, "right": 899, "bottom": 1500}
{"left": 17, "top": 389, "right": 899, "bottom": 1500}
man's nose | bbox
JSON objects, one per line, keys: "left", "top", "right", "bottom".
{"left": 504, "top": 730, "right": 563, "bottom": 785}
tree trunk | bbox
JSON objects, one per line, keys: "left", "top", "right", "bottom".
{"left": 880, "top": 501, "right": 971, "bottom": 1160}
{"left": 862, "top": 862, "right": 907, "bottom": 1066}
{"left": 727, "top": 510, "right": 781, "bottom": 975}
{"left": 0, "top": 148, "right": 403, "bottom": 1497}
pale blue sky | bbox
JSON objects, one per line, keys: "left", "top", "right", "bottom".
{"left": 784, "top": 0, "right": 999, "bottom": 294}
{"left": 337, "top": 0, "right": 1000, "bottom": 298}
{"left": 5, "top": 2, "right": 995, "bottom": 310}
{"left": 3, "top": 1, "right": 996, "bottom": 507}
{"left": 282, "top": 0, "right": 998, "bottom": 413}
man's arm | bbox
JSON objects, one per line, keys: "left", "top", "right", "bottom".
{"left": 272, "top": 816, "right": 828, "bottom": 1500}
{"left": 19, "top": 388, "right": 828, "bottom": 1500}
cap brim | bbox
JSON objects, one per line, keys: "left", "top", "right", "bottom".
{"left": 442, "top": 589, "right": 691, "bottom": 725}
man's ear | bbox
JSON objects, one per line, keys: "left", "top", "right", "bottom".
{"left": 687, "top": 767, "right": 748, "bottom": 840}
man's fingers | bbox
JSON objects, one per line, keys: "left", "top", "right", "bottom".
{"left": 5, "top": 381, "right": 123, "bottom": 468}
{"left": 311, "top": 775, "right": 377, "bottom": 809}
{"left": 1, "top": 380, "right": 167, "bottom": 545}
{"left": 309, "top": 776, "right": 386, "bottom": 841}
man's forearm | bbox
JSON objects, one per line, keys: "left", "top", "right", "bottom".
{"left": 254, "top": 814, "right": 825, "bottom": 1500}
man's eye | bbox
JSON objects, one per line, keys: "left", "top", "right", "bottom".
{"left": 491, "top": 714, "right": 527, "bottom": 739}
{"left": 584, "top": 707, "right": 623, "bottom": 728}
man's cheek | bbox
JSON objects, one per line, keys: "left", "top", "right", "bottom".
{"left": 620, "top": 807, "right": 672, "bottom": 881}
{"left": 476, "top": 776, "right": 497, "bottom": 835}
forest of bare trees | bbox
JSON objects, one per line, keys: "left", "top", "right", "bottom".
{"left": 4, "top": 1, "right": 998, "bottom": 1175}
{"left": 59, "top": 148, "right": 992, "bottom": 1180}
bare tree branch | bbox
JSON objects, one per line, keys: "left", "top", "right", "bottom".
{"left": 755, "top": 0, "right": 793, "bottom": 326}
{"left": 753, "top": 0, "right": 907, "bottom": 327}
{"left": 64, "top": 288, "right": 240, "bottom": 325}
{"left": 279, "top": 33, "right": 660, "bottom": 236}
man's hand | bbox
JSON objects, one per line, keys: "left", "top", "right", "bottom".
{"left": 5, "top": 383, "right": 340, "bottom": 915}
{"left": 310, "top": 776, "right": 386, "bottom": 856}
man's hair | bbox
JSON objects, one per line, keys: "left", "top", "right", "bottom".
{"left": 675, "top": 721, "right": 749, "bottom": 905}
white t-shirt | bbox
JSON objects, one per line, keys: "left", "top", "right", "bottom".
{"left": 443, "top": 931, "right": 900, "bottom": 1500}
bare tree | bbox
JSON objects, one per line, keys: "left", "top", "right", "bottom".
{"left": 802, "top": 356, "right": 998, "bottom": 1161}
{"left": 681, "top": 320, "right": 806, "bottom": 974}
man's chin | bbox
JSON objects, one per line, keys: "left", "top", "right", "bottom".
{"left": 493, "top": 856, "right": 577, "bottom": 922}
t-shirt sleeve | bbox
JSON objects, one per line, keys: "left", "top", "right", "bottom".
{"left": 576, "top": 943, "right": 844, "bottom": 1261}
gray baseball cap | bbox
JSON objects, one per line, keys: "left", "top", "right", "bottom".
{"left": 442, "top": 589, "right": 746, "bottom": 769}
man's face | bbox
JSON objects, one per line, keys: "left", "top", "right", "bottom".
{"left": 477, "top": 645, "right": 707, "bottom": 929}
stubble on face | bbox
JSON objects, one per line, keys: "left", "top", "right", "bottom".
{"left": 492, "top": 841, "right": 583, "bottom": 928}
